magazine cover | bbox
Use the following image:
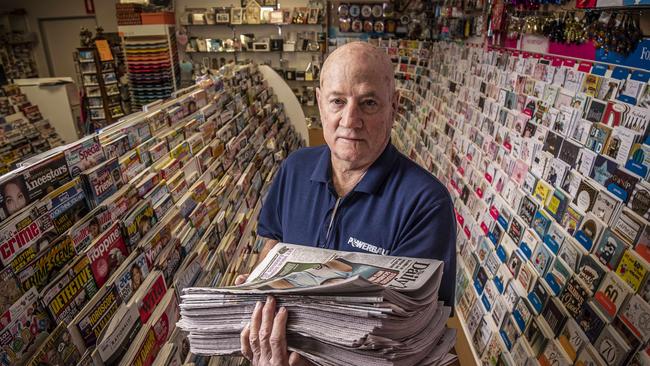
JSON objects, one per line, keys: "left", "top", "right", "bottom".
{"left": 148, "top": 140, "right": 169, "bottom": 164}
{"left": 102, "top": 134, "right": 130, "bottom": 160}
{"left": 118, "top": 150, "right": 145, "bottom": 184}
{"left": 73, "top": 285, "right": 122, "bottom": 349}
{"left": 0, "top": 288, "right": 52, "bottom": 365}
{"left": 86, "top": 222, "right": 129, "bottom": 287}
{"left": 46, "top": 178, "right": 90, "bottom": 236}
{"left": 19, "top": 152, "right": 71, "bottom": 210}
{"left": 94, "top": 303, "right": 142, "bottom": 365}
{"left": 136, "top": 271, "right": 167, "bottom": 323}
{"left": 0, "top": 202, "right": 52, "bottom": 271}
{"left": 104, "top": 185, "right": 138, "bottom": 223}
{"left": 16, "top": 235, "right": 76, "bottom": 292}
{"left": 65, "top": 136, "right": 106, "bottom": 177}
{"left": 144, "top": 110, "right": 168, "bottom": 135}
{"left": 123, "top": 200, "right": 158, "bottom": 247}
{"left": 68, "top": 206, "right": 113, "bottom": 253}
{"left": 83, "top": 158, "right": 123, "bottom": 206}
{"left": 41, "top": 255, "right": 98, "bottom": 324}
{"left": 25, "top": 323, "right": 81, "bottom": 366}
{"left": 114, "top": 251, "right": 150, "bottom": 302}
{"left": 0, "top": 267, "right": 23, "bottom": 315}
{"left": 134, "top": 138, "right": 157, "bottom": 168}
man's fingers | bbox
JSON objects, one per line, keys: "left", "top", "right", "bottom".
{"left": 248, "top": 301, "right": 263, "bottom": 360}
{"left": 270, "top": 306, "right": 288, "bottom": 361}
{"left": 240, "top": 323, "right": 253, "bottom": 361}
{"left": 259, "top": 296, "right": 276, "bottom": 360}
{"left": 235, "top": 274, "right": 249, "bottom": 285}
{"left": 289, "top": 352, "right": 310, "bottom": 366}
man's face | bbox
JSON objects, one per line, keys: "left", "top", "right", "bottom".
{"left": 317, "top": 52, "right": 396, "bottom": 169}
{"left": 3, "top": 182, "right": 26, "bottom": 215}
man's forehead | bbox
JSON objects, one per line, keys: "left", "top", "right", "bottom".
{"left": 321, "top": 43, "right": 394, "bottom": 87}
{"left": 321, "top": 66, "right": 391, "bottom": 91}
{"left": 321, "top": 84, "right": 382, "bottom": 97}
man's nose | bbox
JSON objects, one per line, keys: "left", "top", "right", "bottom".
{"left": 340, "top": 102, "right": 363, "bottom": 129}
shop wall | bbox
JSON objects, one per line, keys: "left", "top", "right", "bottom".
{"left": 0, "top": 0, "right": 118, "bottom": 77}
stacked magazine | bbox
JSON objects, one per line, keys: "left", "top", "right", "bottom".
{"left": 178, "top": 243, "right": 457, "bottom": 366}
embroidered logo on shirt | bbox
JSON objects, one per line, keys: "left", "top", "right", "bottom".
{"left": 347, "top": 237, "right": 387, "bottom": 255}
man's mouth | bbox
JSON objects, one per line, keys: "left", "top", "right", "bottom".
{"left": 338, "top": 136, "right": 363, "bottom": 142}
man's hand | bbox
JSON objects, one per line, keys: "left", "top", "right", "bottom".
{"left": 235, "top": 274, "right": 249, "bottom": 285}
{"left": 240, "top": 296, "right": 309, "bottom": 366}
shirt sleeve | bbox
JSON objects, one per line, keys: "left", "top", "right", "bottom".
{"left": 256, "top": 162, "right": 286, "bottom": 241}
{"left": 390, "top": 197, "right": 457, "bottom": 308}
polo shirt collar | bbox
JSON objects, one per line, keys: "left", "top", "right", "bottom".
{"left": 309, "top": 142, "right": 399, "bottom": 195}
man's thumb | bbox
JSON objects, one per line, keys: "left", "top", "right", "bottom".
{"left": 289, "top": 352, "right": 311, "bottom": 366}
{"left": 234, "top": 274, "right": 249, "bottom": 285}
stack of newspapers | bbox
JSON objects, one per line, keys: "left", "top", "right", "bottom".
{"left": 178, "top": 243, "right": 457, "bottom": 366}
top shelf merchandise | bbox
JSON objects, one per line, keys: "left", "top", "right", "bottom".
{"left": 382, "top": 38, "right": 650, "bottom": 366}
{"left": 179, "top": 2, "right": 326, "bottom": 122}
{"left": 0, "top": 62, "right": 303, "bottom": 366}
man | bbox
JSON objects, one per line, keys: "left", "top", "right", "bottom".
{"left": 238, "top": 42, "right": 456, "bottom": 366}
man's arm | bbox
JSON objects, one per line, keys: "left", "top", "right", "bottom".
{"left": 235, "top": 238, "right": 278, "bottom": 285}
{"left": 257, "top": 238, "right": 279, "bottom": 266}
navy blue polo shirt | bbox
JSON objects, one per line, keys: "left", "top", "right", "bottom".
{"left": 257, "top": 142, "right": 457, "bottom": 306}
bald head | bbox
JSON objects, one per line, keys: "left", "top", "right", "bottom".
{"left": 320, "top": 42, "right": 395, "bottom": 98}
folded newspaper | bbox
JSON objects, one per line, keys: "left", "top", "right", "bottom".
{"left": 178, "top": 243, "right": 457, "bottom": 366}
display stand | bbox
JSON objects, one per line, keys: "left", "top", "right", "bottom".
{"left": 258, "top": 64, "right": 308, "bottom": 142}
{"left": 118, "top": 24, "right": 181, "bottom": 110}
{"left": 75, "top": 46, "right": 126, "bottom": 133}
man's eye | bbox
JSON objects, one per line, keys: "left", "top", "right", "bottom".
{"left": 331, "top": 99, "right": 344, "bottom": 105}
{"left": 364, "top": 100, "right": 378, "bottom": 106}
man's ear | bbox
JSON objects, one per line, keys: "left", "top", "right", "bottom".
{"left": 316, "top": 87, "right": 324, "bottom": 116}
{"left": 392, "top": 90, "right": 399, "bottom": 111}
{"left": 390, "top": 90, "right": 399, "bottom": 122}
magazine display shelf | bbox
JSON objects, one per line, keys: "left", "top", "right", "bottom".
{"left": 258, "top": 64, "right": 308, "bottom": 142}
{"left": 0, "top": 62, "right": 305, "bottom": 365}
